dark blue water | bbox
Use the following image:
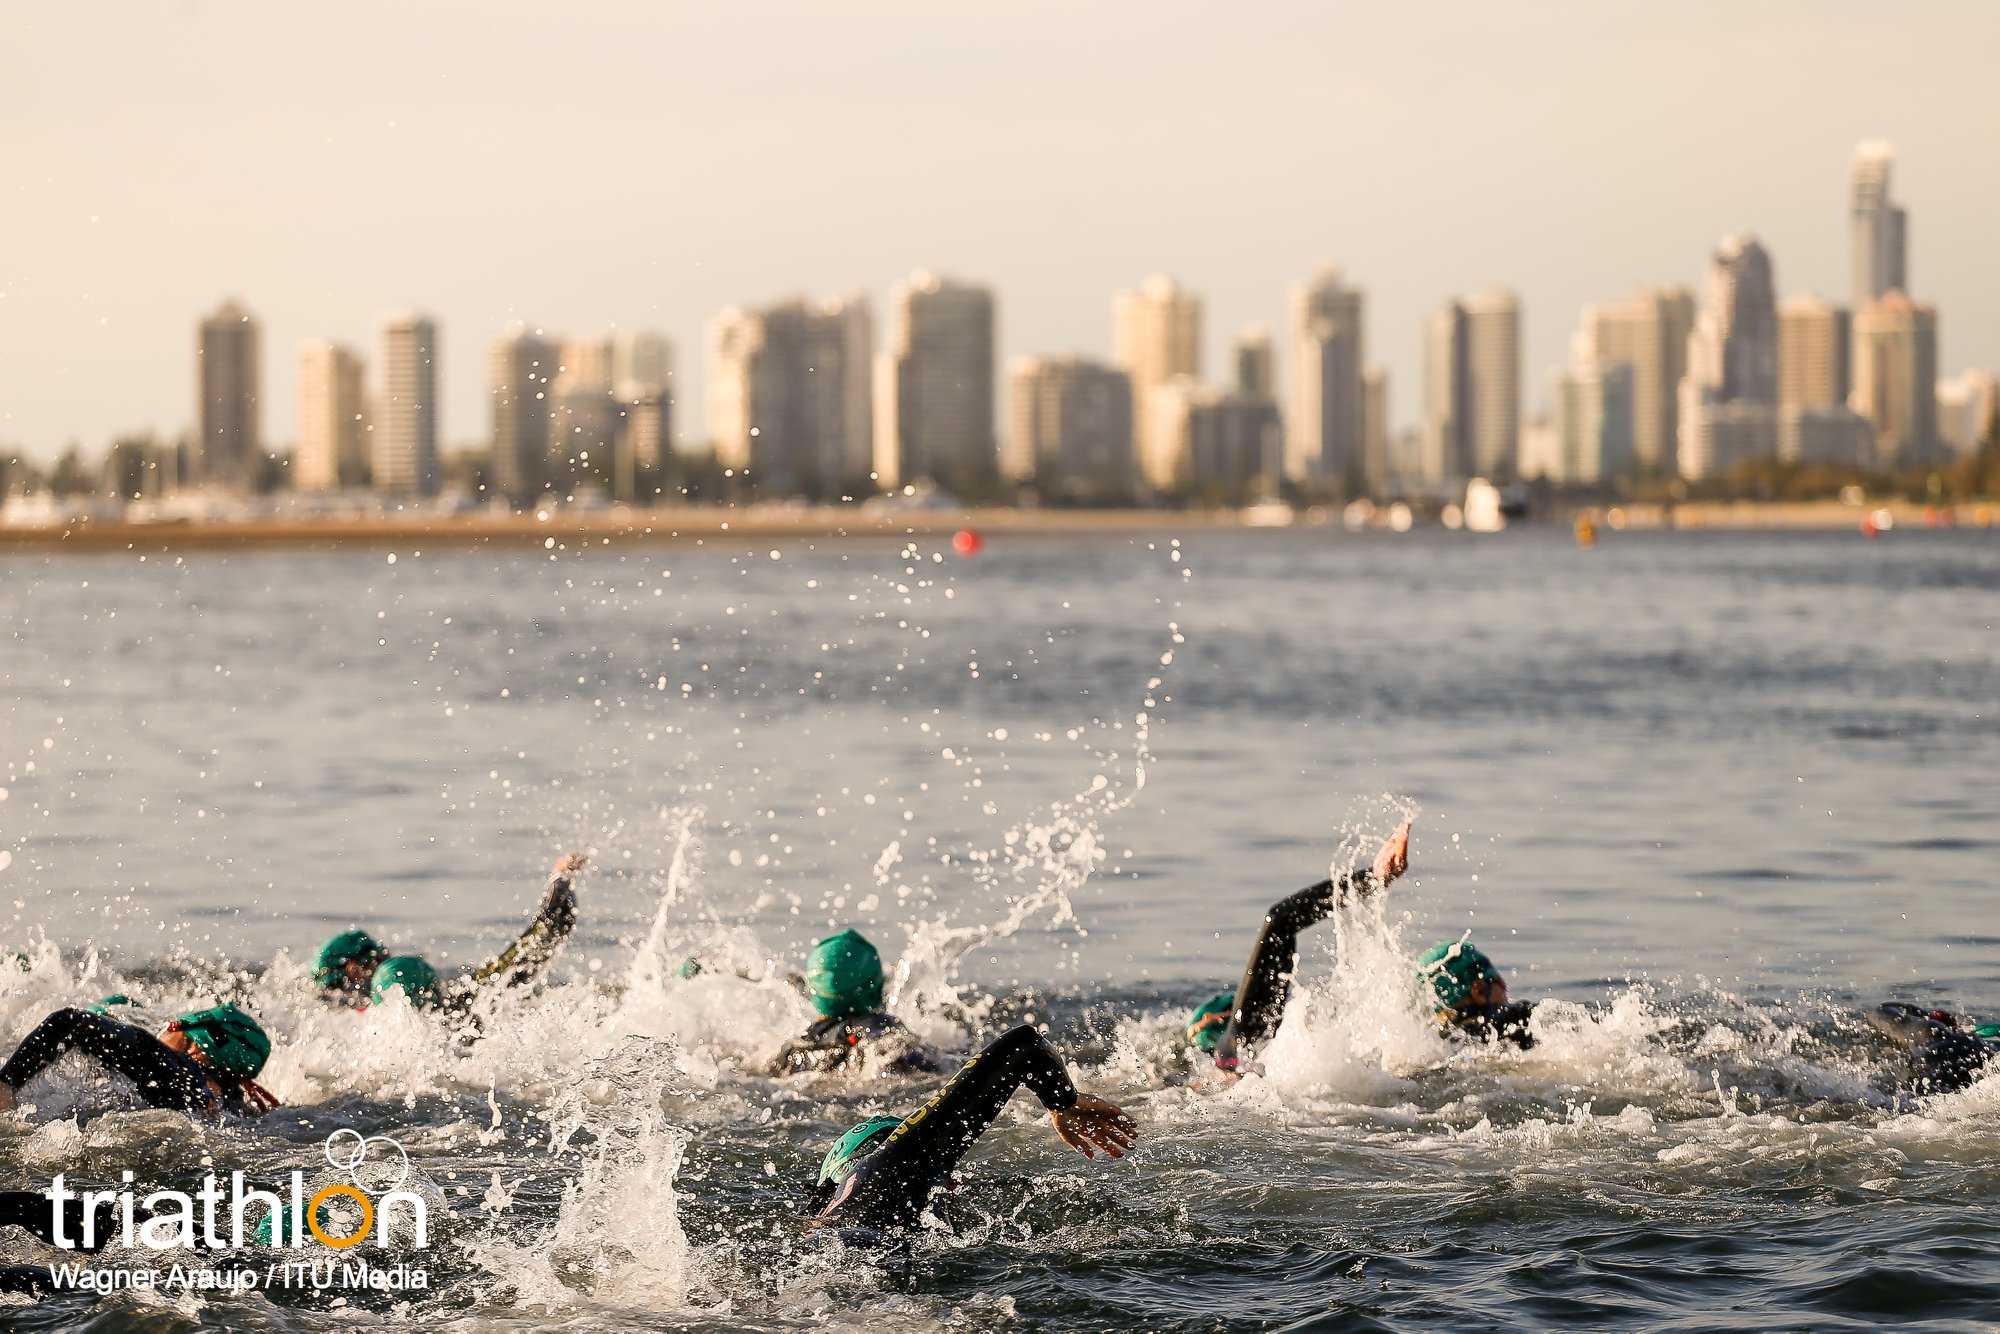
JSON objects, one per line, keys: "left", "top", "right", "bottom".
{"left": 2, "top": 526, "right": 1997, "bottom": 1329}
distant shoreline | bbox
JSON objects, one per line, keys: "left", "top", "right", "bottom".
{"left": 0, "top": 499, "right": 1989, "bottom": 553}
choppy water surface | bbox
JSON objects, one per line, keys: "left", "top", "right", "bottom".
{"left": 3, "top": 526, "right": 1998, "bottom": 1330}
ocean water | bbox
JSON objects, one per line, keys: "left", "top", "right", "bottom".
{"left": 2, "top": 525, "right": 1997, "bottom": 1330}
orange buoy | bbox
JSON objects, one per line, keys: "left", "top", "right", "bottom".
{"left": 1860, "top": 515, "right": 1879, "bottom": 538}
{"left": 952, "top": 529, "right": 983, "bottom": 557}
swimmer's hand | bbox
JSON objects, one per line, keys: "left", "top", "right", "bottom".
{"left": 555, "top": 852, "right": 589, "bottom": 878}
{"left": 1373, "top": 819, "right": 1412, "bottom": 886}
{"left": 1050, "top": 1095, "right": 1137, "bottom": 1160}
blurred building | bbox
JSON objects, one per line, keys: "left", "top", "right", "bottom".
{"left": 489, "top": 322, "right": 556, "bottom": 504}
{"left": 1544, "top": 360, "right": 1634, "bottom": 484}
{"left": 375, "top": 312, "right": 440, "bottom": 497}
{"left": 1578, "top": 286, "right": 1695, "bottom": 474}
{"left": 548, "top": 335, "right": 620, "bottom": 494}
{"left": 874, "top": 272, "right": 995, "bottom": 493}
{"left": 1423, "top": 288, "right": 1520, "bottom": 482}
{"left": 1851, "top": 290, "right": 1939, "bottom": 465}
{"left": 1152, "top": 377, "right": 1281, "bottom": 497}
{"left": 1287, "top": 265, "right": 1366, "bottom": 488}
{"left": 1234, "top": 326, "right": 1274, "bottom": 398}
{"left": 295, "top": 340, "right": 367, "bottom": 490}
{"left": 1362, "top": 365, "right": 1390, "bottom": 490}
{"left": 1937, "top": 369, "right": 1998, "bottom": 455}
{"left": 1779, "top": 405, "right": 1874, "bottom": 467}
{"left": 1850, "top": 139, "right": 1907, "bottom": 311}
{"left": 195, "top": 299, "right": 261, "bottom": 487}
{"left": 612, "top": 331, "right": 672, "bottom": 398}
{"left": 712, "top": 294, "right": 872, "bottom": 496}
{"left": 1677, "top": 233, "right": 1778, "bottom": 480}
{"left": 1113, "top": 276, "right": 1202, "bottom": 490}
{"left": 1777, "top": 295, "right": 1851, "bottom": 410}
{"left": 1005, "top": 355, "right": 1135, "bottom": 501}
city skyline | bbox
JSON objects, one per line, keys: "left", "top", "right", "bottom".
{"left": 5, "top": 3, "right": 1998, "bottom": 465}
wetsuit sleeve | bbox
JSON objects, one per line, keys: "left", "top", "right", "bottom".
{"left": 819, "top": 1025, "right": 1078, "bottom": 1229}
{"left": 0, "top": 1009, "right": 220, "bottom": 1114}
{"left": 1221, "top": 871, "right": 1374, "bottom": 1063}
{"left": 0, "top": 1190, "right": 122, "bottom": 1253}
{"left": 464, "top": 865, "right": 579, "bottom": 991}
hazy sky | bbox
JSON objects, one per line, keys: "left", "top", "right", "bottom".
{"left": 4, "top": 1, "right": 1996, "bottom": 461}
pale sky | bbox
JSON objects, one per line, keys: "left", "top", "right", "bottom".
{"left": 3, "top": 1, "right": 1996, "bottom": 462}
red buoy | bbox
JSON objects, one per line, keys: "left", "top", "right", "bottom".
{"left": 1860, "top": 515, "right": 1879, "bottom": 539}
{"left": 952, "top": 529, "right": 983, "bottom": 556}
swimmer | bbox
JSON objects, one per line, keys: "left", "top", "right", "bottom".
{"left": 0, "top": 1191, "right": 127, "bottom": 1297}
{"left": 309, "top": 852, "right": 587, "bottom": 1009}
{"left": 764, "top": 929, "right": 941, "bottom": 1076}
{"left": 1185, "top": 819, "right": 1413, "bottom": 1077}
{"left": 0, "top": 1002, "right": 277, "bottom": 1117}
{"left": 1413, "top": 936, "right": 1538, "bottom": 1048}
{"left": 1866, "top": 1001, "right": 1998, "bottom": 1095}
{"left": 807, "top": 1024, "right": 1136, "bottom": 1233}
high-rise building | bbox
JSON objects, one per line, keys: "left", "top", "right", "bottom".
{"left": 1779, "top": 405, "right": 1874, "bottom": 468}
{"left": 296, "top": 340, "right": 367, "bottom": 490}
{"left": 1579, "top": 286, "right": 1695, "bottom": 473}
{"left": 375, "top": 312, "right": 440, "bottom": 498}
{"left": 1233, "top": 325, "right": 1273, "bottom": 398}
{"left": 1851, "top": 290, "right": 1939, "bottom": 465}
{"left": 1421, "top": 301, "right": 1468, "bottom": 482}
{"left": 196, "top": 299, "right": 261, "bottom": 486}
{"left": 1545, "top": 361, "right": 1634, "bottom": 484}
{"left": 612, "top": 330, "right": 672, "bottom": 397}
{"left": 1937, "top": 370, "right": 1998, "bottom": 455}
{"left": 1850, "top": 139, "right": 1907, "bottom": 311}
{"left": 1005, "top": 356, "right": 1135, "bottom": 501}
{"left": 1287, "top": 266, "right": 1366, "bottom": 488}
{"left": 1424, "top": 288, "right": 1521, "bottom": 482}
{"left": 1677, "top": 234, "right": 1779, "bottom": 480}
{"left": 549, "top": 335, "right": 620, "bottom": 494}
{"left": 874, "top": 272, "right": 995, "bottom": 493}
{"left": 1777, "top": 295, "right": 1851, "bottom": 411}
{"left": 1152, "top": 376, "right": 1281, "bottom": 498}
{"left": 712, "top": 294, "right": 873, "bottom": 496}
{"left": 1362, "top": 365, "right": 1390, "bottom": 490}
{"left": 489, "top": 322, "right": 556, "bottom": 504}
{"left": 1113, "top": 276, "right": 1202, "bottom": 489}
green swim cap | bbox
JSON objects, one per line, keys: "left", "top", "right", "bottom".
{"left": 88, "top": 994, "right": 138, "bottom": 1015}
{"left": 805, "top": 929, "right": 884, "bottom": 1019}
{"left": 313, "top": 930, "right": 387, "bottom": 990}
{"left": 175, "top": 1003, "right": 272, "bottom": 1079}
{"left": 1186, "top": 992, "right": 1236, "bottom": 1053}
{"left": 676, "top": 956, "right": 704, "bottom": 979}
{"left": 1416, "top": 939, "right": 1500, "bottom": 1009}
{"left": 1973, "top": 1023, "right": 2000, "bottom": 1042}
{"left": 819, "top": 1115, "right": 902, "bottom": 1185}
{"left": 370, "top": 955, "right": 443, "bottom": 1009}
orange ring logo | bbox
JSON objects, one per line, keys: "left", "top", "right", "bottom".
{"left": 306, "top": 1183, "right": 374, "bottom": 1248}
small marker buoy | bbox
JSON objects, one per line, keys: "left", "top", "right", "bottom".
{"left": 1860, "top": 515, "right": 1879, "bottom": 538}
{"left": 952, "top": 529, "right": 983, "bottom": 556}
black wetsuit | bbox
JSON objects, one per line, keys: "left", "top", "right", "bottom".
{"left": 0, "top": 1009, "right": 256, "bottom": 1116}
{"left": 1212, "top": 871, "right": 1378, "bottom": 1071}
{"left": 768, "top": 1012, "right": 942, "bottom": 1077}
{"left": 455, "top": 864, "right": 580, "bottom": 995}
{"left": 0, "top": 1190, "right": 135, "bottom": 1296}
{"left": 810, "top": 1024, "right": 1078, "bottom": 1232}
{"left": 1441, "top": 1001, "right": 1538, "bottom": 1049}
{"left": 1869, "top": 1003, "right": 1997, "bottom": 1095}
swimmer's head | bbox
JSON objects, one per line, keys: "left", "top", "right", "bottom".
{"left": 1185, "top": 992, "right": 1236, "bottom": 1053}
{"left": 370, "top": 955, "right": 443, "bottom": 1010}
{"left": 314, "top": 929, "right": 388, "bottom": 994}
{"left": 1417, "top": 938, "right": 1504, "bottom": 1011}
{"left": 806, "top": 929, "right": 884, "bottom": 1019}
{"left": 168, "top": 1003, "right": 272, "bottom": 1080}
{"left": 818, "top": 1115, "right": 902, "bottom": 1186}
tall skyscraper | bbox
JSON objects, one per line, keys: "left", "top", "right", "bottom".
{"left": 376, "top": 312, "right": 440, "bottom": 498}
{"left": 1423, "top": 288, "right": 1521, "bottom": 482}
{"left": 1677, "top": 234, "right": 1779, "bottom": 480}
{"left": 296, "top": 340, "right": 367, "bottom": 490}
{"left": 712, "top": 294, "right": 873, "bottom": 496}
{"left": 1113, "top": 276, "right": 1202, "bottom": 489}
{"left": 1777, "top": 295, "right": 1851, "bottom": 410}
{"left": 1850, "top": 139, "right": 1907, "bottom": 311}
{"left": 1287, "top": 266, "right": 1366, "bottom": 488}
{"left": 1851, "top": 290, "right": 1939, "bottom": 465}
{"left": 549, "top": 335, "right": 620, "bottom": 493}
{"left": 196, "top": 299, "right": 261, "bottom": 486}
{"left": 1005, "top": 356, "right": 1135, "bottom": 501}
{"left": 1579, "top": 286, "right": 1695, "bottom": 474}
{"left": 1362, "top": 365, "right": 1390, "bottom": 490}
{"left": 874, "top": 272, "right": 995, "bottom": 493}
{"left": 612, "top": 330, "right": 673, "bottom": 398}
{"left": 490, "top": 322, "right": 556, "bottom": 504}
{"left": 1546, "top": 361, "right": 1634, "bottom": 484}
{"left": 1936, "top": 370, "right": 1998, "bottom": 456}
{"left": 1233, "top": 326, "right": 1274, "bottom": 399}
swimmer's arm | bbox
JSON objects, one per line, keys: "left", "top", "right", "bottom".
{"left": 465, "top": 853, "right": 586, "bottom": 989}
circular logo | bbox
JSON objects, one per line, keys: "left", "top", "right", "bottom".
{"left": 323, "top": 1128, "right": 412, "bottom": 1193}
{"left": 305, "top": 1183, "right": 374, "bottom": 1249}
